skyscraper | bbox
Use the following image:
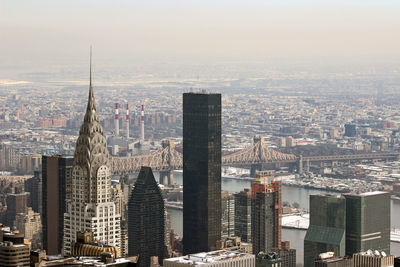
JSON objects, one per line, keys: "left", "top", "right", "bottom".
{"left": 344, "top": 123, "right": 356, "bottom": 137}
{"left": 42, "top": 155, "right": 73, "bottom": 255}
{"left": 183, "top": 92, "right": 222, "bottom": 255}
{"left": 234, "top": 189, "right": 252, "bottom": 243}
{"left": 128, "top": 167, "right": 166, "bottom": 267}
{"left": 251, "top": 171, "right": 282, "bottom": 255}
{"left": 63, "top": 51, "right": 120, "bottom": 255}
{"left": 221, "top": 191, "right": 235, "bottom": 239}
{"left": 345, "top": 191, "right": 390, "bottom": 256}
{"left": 5, "top": 192, "right": 29, "bottom": 228}
{"left": 24, "top": 171, "right": 42, "bottom": 214}
{"left": 304, "top": 194, "right": 346, "bottom": 267}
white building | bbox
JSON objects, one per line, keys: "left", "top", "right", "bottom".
{"left": 63, "top": 57, "right": 121, "bottom": 255}
{"left": 163, "top": 250, "right": 255, "bottom": 267}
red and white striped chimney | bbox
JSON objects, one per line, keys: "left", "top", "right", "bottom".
{"left": 126, "top": 103, "right": 129, "bottom": 139}
{"left": 115, "top": 103, "right": 119, "bottom": 136}
{"left": 141, "top": 104, "right": 145, "bottom": 142}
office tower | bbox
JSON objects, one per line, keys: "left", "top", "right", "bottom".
{"left": 271, "top": 241, "right": 296, "bottom": 267}
{"left": 251, "top": 171, "right": 282, "bottom": 255}
{"left": 164, "top": 250, "right": 255, "bottom": 267}
{"left": 183, "top": 92, "right": 221, "bottom": 255}
{"left": 128, "top": 167, "right": 165, "bottom": 267}
{"left": 0, "top": 231, "right": 30, "bottom": 267}
{"left": 42, "top": 155, "right": 73, "bottom": 255}
{"left": 304, "top": 194, "right": 346, "bottom": 267}
{"left": 256, "top": 252, "right": 282, "bottom": 267}
{"left": 345, "top": 191, "right": 390, "bottom": 256}
{"left": 24, "top": 171, "right": 42, "bottom": 213}
{"left": 344, "top": 123, "right": 356, "bottom": 137}
{"left": 14, "top": 207, "right": 42, "bottom": 249}
{"left": 63, "top": 52, "right": 121, "bottom": 255}
{"left": 234, "top": 189, "right": 252, "bottom": 242}
{"left": 5, "top": 192, "right": 29, "bottom": 227}
{"left": 353, "top": 251, "right": 394, "bottom": 267}
{"left": 221, "top": 191, "right": 235, "bottom": 239}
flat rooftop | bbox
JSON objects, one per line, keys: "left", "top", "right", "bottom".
{"left": 345, "top": 191, "right": 389, "bottom": 197}
{"left": 164, "top": 250, "right": 253, "bottom": 265}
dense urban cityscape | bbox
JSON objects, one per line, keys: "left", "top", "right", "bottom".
{"left": 1, "top": 1, "right": 400, "bottom": 267}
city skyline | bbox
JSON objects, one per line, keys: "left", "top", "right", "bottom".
{"left": 0, "top": 1, "right": 399, "bottom": 266}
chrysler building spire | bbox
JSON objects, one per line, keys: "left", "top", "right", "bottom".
{"left": 63, "top": 49, "right": 121, "bottom": 255}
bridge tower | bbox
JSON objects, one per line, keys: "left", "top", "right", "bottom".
{"left": 250, "top": 136, "right": 275, "bottom": 177}
{"left": 159, "top": 140, "right": 174, "bottom": 186}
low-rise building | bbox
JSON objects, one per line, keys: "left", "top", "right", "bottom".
{"left": 353, "top": 250, "right": 394, "bottom": 267}
{"left": 163, "top": 250, "right": 255, "bottom": 267}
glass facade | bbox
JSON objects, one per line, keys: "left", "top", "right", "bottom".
{"left": 304, "top": 194, "right": 346, "bottom": 267}
{"left": 183, "top": 93, "right": 222, "bottom": 255}
{"left": 234, "top": 189, "right": 252, "bottom": 242}
{"left": 128, "top": 167, "right": 166, "bottom": 267}
{"left": 345, "top": 192, "right": 390, "bottom": 256}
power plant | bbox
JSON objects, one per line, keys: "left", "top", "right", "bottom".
{"left": 107, "top": 102, "right": 149, "bottom": 157}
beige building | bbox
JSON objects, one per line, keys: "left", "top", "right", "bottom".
{"left": 163, "top": 250, "right": 255, "bottom": 267}
{"left": 353, "top": 250, "right": 394, "bottom": 267}
{"left": 14, "top": 207, "right": 42, "bottom": 249}
{"left": 63, "top": 61, "right": 120, "bottom": 255}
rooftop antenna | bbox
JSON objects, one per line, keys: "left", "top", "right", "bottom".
{"left": 90, "top": 46, "right": 93, "bottom": 88}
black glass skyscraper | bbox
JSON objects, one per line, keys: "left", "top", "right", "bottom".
{"left": 183, "top": 92, "right": 222, "bottom": 255}
{"left": 128, "top": 167, "right": 165, "bottom": 267}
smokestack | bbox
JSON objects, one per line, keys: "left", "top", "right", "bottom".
{"left": 126, "top": 103, "right": 129, "bottom": 139}
{"left": 115, "top": 103, "right": 119, "bottom": 136}
{"left": 141, "top": 105, "right": 145, "bottom": 142}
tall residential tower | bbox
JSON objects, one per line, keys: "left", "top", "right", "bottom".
{"left": 63, "top": 51, "right": 120, "bottom": 255}
{"left": 251, "top": 171, "right": 282, "bottom": 255}
{"left": 128, "top": 167, "right": 166, "bottom": 267}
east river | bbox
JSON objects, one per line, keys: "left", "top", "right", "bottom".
{"left": 159, "top": 171, "right": 400, "bottom": 266}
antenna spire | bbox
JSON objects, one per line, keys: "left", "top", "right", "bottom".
{"left": 90, "top": 46, "right": 92, "bottom": 87}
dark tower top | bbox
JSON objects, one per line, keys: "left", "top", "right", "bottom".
{"left": 183, "top": 92, "right": 222, "bottom": 255}
{"left": 128, "top": 167, "right": 165, "bottom": 267}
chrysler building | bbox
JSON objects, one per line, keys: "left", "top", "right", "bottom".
{"left": 63, "top": 51, "right": 120, "bottom": 255}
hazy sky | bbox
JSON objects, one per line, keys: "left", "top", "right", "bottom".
{"left": 1, "top": 0, "right": 400, "bottom": 68}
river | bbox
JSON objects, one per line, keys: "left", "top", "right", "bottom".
{"left": 159, "top": 171, "right": 400, "bottom": 266}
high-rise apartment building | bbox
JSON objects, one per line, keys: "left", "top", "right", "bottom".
{"left": 128, "top": 167, "right": 166, "bottom": 267}
{"left": 251, "top": 171, "right": 282, "bottom": 255}
{"left": 42, "top": 155, "right": 73, "bottom": 255}
{"left": 5, "top": 192, "right": 29, "bottom": 228}
{"left": 63, "top": 53, "right": 120, "bottom": 255}
{"left": 234, "top": 189, "right": 252, "bottom": 242}
{"left": 221, "top": 191, "right": 235, "bottom": 239}
{"left": 24, "top": 171, "right": 42, "bottom": 214}
{"left": 304, "top": 194, "right": 346, "bottom": 267}
{"left": 183, "top": 92, "right": 221, "bottom": 255}
{"left": 345, "top": 191, "right": 390, "bottom": 256}
{"left": 14, "top": 207, "right": 42, "bottom": 249}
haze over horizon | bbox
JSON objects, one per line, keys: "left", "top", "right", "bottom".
{"left": 1, "top": 0, "right": 400, "bottom": 79}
